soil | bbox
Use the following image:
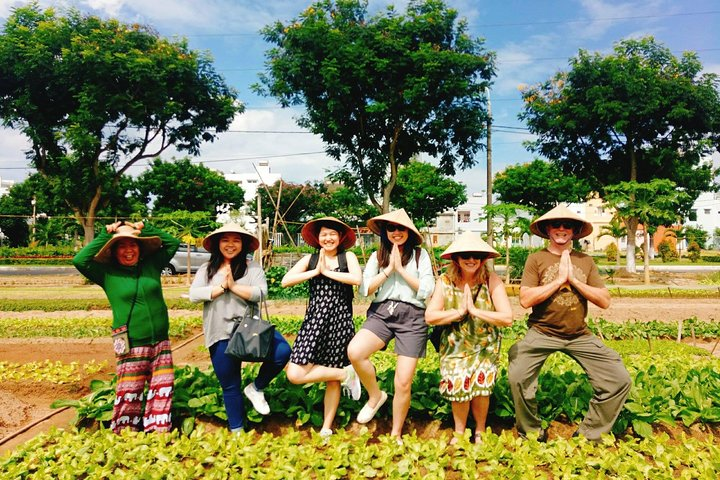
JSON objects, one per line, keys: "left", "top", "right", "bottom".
{"left": 1, "top": 274, "right": 719, "bottom": 455}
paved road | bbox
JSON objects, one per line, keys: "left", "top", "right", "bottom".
{"left": 0, "top": 266, "right": 78, "bottom": 275}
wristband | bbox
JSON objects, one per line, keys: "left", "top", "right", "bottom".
{"left": 381, "top": 269, "right": 389, "bottom": 279}
{"left": 220, "top": 284, "right": 228, "bottom": 293}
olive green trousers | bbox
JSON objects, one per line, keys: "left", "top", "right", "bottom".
{"left": 507, "top": 328, "right": 631, "bottom": 441}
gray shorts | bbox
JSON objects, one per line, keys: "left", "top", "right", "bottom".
{"left": 362, "top": 300, "right": 428, "bottom": 358}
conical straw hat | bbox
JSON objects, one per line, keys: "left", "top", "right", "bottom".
{"left": 529, "top": 204, "right": 593, "bottom": 239}
{"left": 202, "top": 223, "right": 259, "bottom": 252}
{"left": 93, "top": 225, "right": 162, "bottom": 264}
{"left": 366, "top": 208, "right": 423, "bottom": 244}
{"left": 441, "top": 231, "right": 500, "bottom": 259}
{"left": 301, "top": 216, "right": 356, "bottom": 250}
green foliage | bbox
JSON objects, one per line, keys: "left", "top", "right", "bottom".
{"left": 133, "top": 158, "right": 245, "bottom": 215}
{"left": 687, "top": 241, "right": 701, "bottom": 263}
{"left": 4, "top": 426, "right": 720, "bottom": 479}
{"left": 392, "top": 161, "right": 467, "bottom": 228}
{"left": 0, "top": 315, "right": 202, "bottom": 339}
{"left": 493, "top": 159, "right": 591, "bottom": 214}
{"left": 605, "top": 242, "right": 618, "bottom": 262}
{"left": 0, "top": 360, "right": 108, "bottom": 383}
{"left": 255, "top": 0, "right": 495, "bottom": 212}
{"left": 0, "top": 4, "right": 242, "bottom": 242}
{"left": 657, "top": 239, "right": 679, "bottom": 263}
{"left": 700, "top": 271, "right": 720, "bottom": 285}
{"left": 521, "top": 36, "right": 718, "bottom": 197}
{"left": 265, "top": 265, "right": 309, "bottom": 299}
{"left": 253, "top": 180, "right": 325, "bottom": 241}
{"left": 495, "top": 246, "right": 535, "bottom": 280}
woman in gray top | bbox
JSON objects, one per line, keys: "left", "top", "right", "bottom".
{"left": 189, "top": 224, "right": 291, "bottom": 432}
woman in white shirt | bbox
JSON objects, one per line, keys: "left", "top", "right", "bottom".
{"left": 347, "top": 209, "right": 435, "bottom": 444}
{"left": 189, "top": 224, "right": 291, "bottom": 433}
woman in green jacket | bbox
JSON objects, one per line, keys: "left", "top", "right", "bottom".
{"left": 73, "top": 221, "right": 179, "bottom": 433}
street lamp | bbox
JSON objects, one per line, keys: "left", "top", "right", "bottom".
{"left": 31, "top": 196, "right": 36, "bottom": 242}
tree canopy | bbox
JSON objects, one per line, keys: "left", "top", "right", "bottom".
{"left": 520, "top": 36, "right": 720, "bottom": 271}
{"left": 392, "top": 161, "right": 466, "bottom": 228}
{"left": 255, "top": 0, "right": 495, "bottom": 212}
{"left": 604, "top": 179, "right": 690, "bottom": 283}
{"left": 133, "top": 158, "right": 245, "bottom": 216}
{"left": 0, "top": 4, "right": 242, "bottom": 243}
{"left": 493, "top": 159, "right": 592, "bottom": 214}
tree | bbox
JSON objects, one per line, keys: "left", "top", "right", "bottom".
{"left": 598, "top": 216, "right": 627, "bottom": 267}
{"left": 315, "top": 183, "right": 380, "bottom": 227}
{"left": 133, "top": 158, "right": 245, "bottom": 215}
{"left": 0, "top": 5, "right": 242, "bottom": 243}
{"left": 493, "top": 159, "right": 591, "bottom": 214}
{"left": 255, "top": 0, "right": 495, "bottom": 212}
{"left": 481, "top": 202, "right": 528, "bottom": 282}
{"left": 604, "top": 179, "right": 690, "bottom": 284}
{"left": 392, "top": 161, "right": 467, "bottom": 228}
{"left": 254, "top": 180, "right": 325, "bottom": 244}
{"left": 520, "top": 37, "right": 720, "bottom": 273}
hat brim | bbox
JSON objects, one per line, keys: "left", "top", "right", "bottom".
{"left": 367, "top": 209, "right": 423, "bottom": 245}
{"left": 529, "top": 205, "right": 593, "bottom": 239}
{"left": 93, "top": 234, "right": 162, "bottom": 264}
{"left": 202, "top": 224, "right": 260, "bottom": 252}
{"left": 301, "top": 217, "right": 356, "bottom": 250}
{"left": 440, "top": 233, "right": 500, "bottom": 260}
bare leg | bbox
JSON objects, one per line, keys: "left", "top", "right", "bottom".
{"left": 286, "top": 362, "right": 345, "bottom": 385}
{"left": 471, "top": 395, "right": 490, "bottom": 441}
{"left": 322, "top": 381, "right": 341, "bottom": 431}
{"left": 390, "top": 355, "right": 419, "bottom": 439}
{"left": 451, "top": 400, "right": 470, "bottom": 440}
{"left": 347, "top": 329, "right": 385, "bottom": 406}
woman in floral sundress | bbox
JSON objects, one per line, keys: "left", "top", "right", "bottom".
{"left": 425, "top": 232, "right": 513, "bottom": 444}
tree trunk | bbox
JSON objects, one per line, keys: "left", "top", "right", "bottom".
{"left": 643, "top": 229, "right": 651, "bottom": 285}
{"left": 505, "top": 235, "right": 511, "bottom": 283}
{"left": 625, "top": 216, "right": 638, "bottom": 273}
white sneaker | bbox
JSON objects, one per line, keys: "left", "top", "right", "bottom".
{"left": 319, "top": 428, "right": 333, "bottom": 439}
{"left": 244, "top": 383, "right": 270, "bottom": 415}
{"left": 342, "top": 365, "right": 362, "bottom": 401}
{"left": 356, "top": 391, "right": 388, "bottom": 424}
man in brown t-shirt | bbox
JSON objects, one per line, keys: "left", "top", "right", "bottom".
{"left": 508, "top": 205, "right": 631, "bottom": 442}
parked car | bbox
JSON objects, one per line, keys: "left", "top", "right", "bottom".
{"left": 162, "top": 244, "right": 211, "bottom": 275}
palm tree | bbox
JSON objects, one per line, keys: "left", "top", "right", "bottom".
{"left": 598, "top": 216, "right": 627, "bottom": 267}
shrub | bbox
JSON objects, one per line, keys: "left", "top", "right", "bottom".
{"left": 657, "top": 240, "right": 679, "bottom": 263}
{"left": 265, "top": 265, "right": 308, "bottom": 299}
{"left": 605, "top": 242, "right": 618, "bottom": 262}
{"left": 687, "top": 241, "right": 701, "bottom": 263}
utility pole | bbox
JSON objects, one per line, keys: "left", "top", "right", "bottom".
{"left": 486, "top": 90, "right": 494, "bottom": 268}
{"left": 256, "top": 189, "right": 263, "bottom": 267}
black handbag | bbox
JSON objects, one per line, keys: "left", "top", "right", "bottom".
{"left": 225, "top": 294, "right": 275, "bottom": 362}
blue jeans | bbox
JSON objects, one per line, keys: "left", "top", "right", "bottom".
{"left": 209, "top": 330, "right": 291, "bottom": 430}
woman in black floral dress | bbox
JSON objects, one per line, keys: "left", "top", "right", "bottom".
{"left": 282, "top": 217, "right": 363, "bottom": 438}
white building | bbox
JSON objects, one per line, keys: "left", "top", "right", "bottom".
{"left": 687, "top": 191, "right": 720, "bottom": 249}
{"left": 223, "top": 161, "right": 282, "bottom": 203}
{"left": 0, "top": 177, "right": 15, "bottom": 197}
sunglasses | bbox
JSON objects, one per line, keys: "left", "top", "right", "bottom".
{"left": 385, "top": 224, "right": 407, "bottom": 232}
{"left": 457, "top": 253, "right": 485, "bottom": 260}
{"left": 548, "top": 221, "right": 577, "bottom": 230}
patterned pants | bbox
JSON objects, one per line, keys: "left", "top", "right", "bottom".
{"left": 110, "top": 340, "right": 174, "bottom": 433}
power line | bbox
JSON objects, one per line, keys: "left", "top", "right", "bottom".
{"left": 179, "top": 10, "right": 720, "bottom": 37}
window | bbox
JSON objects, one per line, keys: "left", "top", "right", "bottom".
{"left": 704, "top": 209, "right": 711, "bottom": 215}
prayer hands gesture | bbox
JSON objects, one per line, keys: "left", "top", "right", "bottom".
{"left": 557, "top": 250, "right": 574, "bottom": 289}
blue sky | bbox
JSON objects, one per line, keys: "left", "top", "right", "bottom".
{"left": 1, "top": 0, "right": 719, "bottom": 196}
